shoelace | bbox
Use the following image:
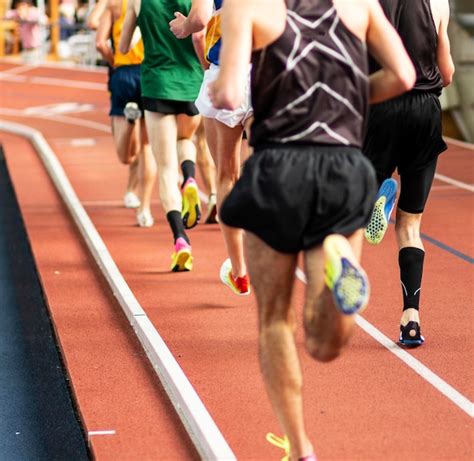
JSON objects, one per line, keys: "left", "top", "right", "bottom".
{"left": 266, "top": 433, "right": 290, "bottom": 461}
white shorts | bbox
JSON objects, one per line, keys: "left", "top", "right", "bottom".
{"left": 195, "top": 64, "right": 253, "bottom": 128}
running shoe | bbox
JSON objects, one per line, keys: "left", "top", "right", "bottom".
{"left": 219, "top": 258, "right": 250, "bottom": 296}
{"left": 204, "top": 193, "right": 218, "bottom": 224}
{"left": 123, "top": 191, "right": 141, "bottom": 209}
{"left": 324, "top": 234, "right": 369, "bottom": 315}
{"left": 181, "top": 177, "right": 201, "bottom": 229}
{"left": 123, "top": 102, "right": 142, "bottom": 124}
{"left": 171, "top": 237, "right": 193, "bottom": 272}
{"left": 136, "top": 209, "right": 154, "bottom": 228}
{"left": 365, "top": 178, "right": 398, "bottom": 245}
{"left": 399, "top": 321, "right": 425, "bottom": 347}
{"left": 266, "top": 433, "right": 317, "bottom": 461}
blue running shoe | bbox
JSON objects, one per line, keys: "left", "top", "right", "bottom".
{"left": 324, "top": 235, "right": 369, "bottom": 315}
{"left": 365, "top": 178, "right": 398, "bottom": 245}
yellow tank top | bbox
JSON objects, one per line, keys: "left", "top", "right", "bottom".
{"left": 112, "top": 0, "right": 144, "bottom": 67}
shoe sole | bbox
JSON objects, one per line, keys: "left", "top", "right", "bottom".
{"left": 324, "top": 235, "right": 369, "bottom": 315}
{"left": 365, "top": 179, "right": 397, "bottom": 245}
{"left": 171, "top": 249, "right": 193, "bottom": 272}
{"left": 182, "top": 183, "right": 201, "bottom": 229}
{"left": 399, "top": 336, "right": 425, "bottom": 347}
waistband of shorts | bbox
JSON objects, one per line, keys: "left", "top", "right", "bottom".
{"left": 253, "top": 141, "right": 362, "bottom": 155}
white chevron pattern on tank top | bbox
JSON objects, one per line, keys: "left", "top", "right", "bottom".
{"left": 274, "top": 7, "right": 367, "bottom": 145}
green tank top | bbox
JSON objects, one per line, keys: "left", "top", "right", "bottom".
{"left": 137, "top": 0, "right": 203, "bottom": 101}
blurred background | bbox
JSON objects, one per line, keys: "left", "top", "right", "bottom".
{"left": 0, "top": 0, "right": 473, "bottom": 141}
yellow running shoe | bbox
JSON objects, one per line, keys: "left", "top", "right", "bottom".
{"left": 324, "top": 234, "right": 369, "bottom": 315}
{"left": 171, "top": 237, "right": 193, "bottom": 272}
{"left": 181, "top": 177, "right": 201, "bottom": 229}
{"left": 266, "top": 433, "right": 290, "bottom": 461}
{"left": 266, "top": 432, "right": 318, "bottom": 461}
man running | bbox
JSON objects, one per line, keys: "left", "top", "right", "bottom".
{"left": 96, "top": 0, "right": 156, "bottom": 226}
{"left": 211, "top": 0, "right": 415, "bottom": 458}
{"left": 120, "top": 0, "right": 204, "bottom": 271}
{"left": 363, "top": 0, "right": 455, "bottom": 346}
{"left": 170, "top": 0, "right": 252, "bottom": 295}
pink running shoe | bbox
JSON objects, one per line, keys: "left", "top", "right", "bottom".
{"left": 171, "top": 237, "right": 193, "bottom": 272}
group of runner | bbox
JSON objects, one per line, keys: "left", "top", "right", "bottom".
{"left": 93, "top": 0, "right": 454, "bottom": 458}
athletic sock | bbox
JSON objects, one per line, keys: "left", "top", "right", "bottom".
{"left": 166, "top": 210, "right": 189, "bottom": 244}
{"left": 181, "top": 160, "right": 195, "bottom": 186}
{"left": 399, "top": 247, "right": 425, "bottom": 311}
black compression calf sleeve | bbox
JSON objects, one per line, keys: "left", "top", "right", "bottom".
{"left": 399, "top": 247, "right": 425, "bottom": 311}
{"left": 181, "top": 160, "right": 195, "bottom": 186}
{"left": 166, "top": 210, "right": 189, "bottom": 244}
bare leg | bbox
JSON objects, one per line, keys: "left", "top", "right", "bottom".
{"left": 245, "top": 233, "right": 314, "bottom": 460}
{"left": 303, "top": 230, "right": 364, "bottom": 363}
{"left": 395, "top": 209, "right": 424, "bottom": 327}
{"left": 177, "top": 114, "right": 200, "bottom": 165}
{"left": 144, "top": 111, "right": 181, "bottom": 213}
{"left": 137, "top": 118, "right": 157, "bottom": 216}
{"left": 111, "top": 116, "right": 140, "bottom": 197}
{"left": 195, "top": 119, "right": 217, "bottom": 196}
{"left": 204, "top": 117, "right": 247, "bottom": 278}
{"left": 126, "top": 157, "right": 140, "bottom": 195}
{"left": 111, "top": 116, "right": 139, "bottom": 165}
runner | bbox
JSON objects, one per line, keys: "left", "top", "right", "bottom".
{"left": 96, "top": 0, "right": 156, "bottom": 226}
{"left": 363, "top": 0, "right": 455, "bottom": 347}
{"left": 120, "top": 0, "right": 204, "bottom": 271}
{"left": 210, "top": 0, "right": 415, "bottom": 458}
{"left": 170, "top": 0, "right": 252, "bottom": 294}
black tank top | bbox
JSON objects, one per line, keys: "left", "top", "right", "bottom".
{"left": 250, "top": 0, "right": 368, "bottom": 148}
{"left": 369, "top": 0, "right": 442, "bottom": 94}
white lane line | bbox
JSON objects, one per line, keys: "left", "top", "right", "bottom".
{"left": 0, "top": 73, "right": 105, "bottom": 90}
{"left": 294, "top": 269, "right": 474, "bottom": 418}
{"left": 88, "top": 430, "right": 116, "bottom": 436}
{"left": 12, "top": 61, "right": 108, "bottom": 74}
{"left": 0, "top": 74, "right": 28, "bottom": 82}
{"left": 0, "top": 108, "right": 110, "bottom": 133}
{"left": 0, "top": 120, "right": 236, "bottom": 461}
{"left": 30, "top": 76, "right": 106, "bottom": 91}
{"left": 434, "top": 173, "right": 474, "bottom": 193}
{"left": 82, "top": 199, "right": 161, "bottom": 207}
{"left": 0, "top": 65, "right": 35, "bottom": 78}
{"left": 431, "top": 185, "right": 461, "bottom": 191}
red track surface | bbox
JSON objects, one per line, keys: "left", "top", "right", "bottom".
{"left": 0, "top": 62, "right": 472, "bottom": 460}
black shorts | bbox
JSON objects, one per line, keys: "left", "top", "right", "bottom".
{"left": 397, "top": 158, "right": 438, "bottom": 214}
{"left": 109, "top": 65, "right": 142, "bottom": 116}
{"left": 142, "top": 97, "right": 199, "bottom": 116}
{"left": 221, "top": 143, "right": 377, "bottom": 254}
{"left": 363, "top": 91, "right": 447, "bottom": 178}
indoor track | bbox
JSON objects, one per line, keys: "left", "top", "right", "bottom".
{"left": 0, "top": 61, "right": 472, "bottom": 460}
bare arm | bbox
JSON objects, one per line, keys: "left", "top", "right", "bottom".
{"left": 119, "top": 0, "right": 139, "bottom": 54}
{"left": 170, "top": 0, "right": 213, "bottom": 39}
{"left": 209, "top": 0, "right": 253, "bottom": 110}
{"left": 192, "top": 30, "right": 210, "bottom": 69}
{"left": 366, "top": 0, "right": 416, "bottom": 104}
{"left": 87, "top": 0, "right": 108, "bottom": 30}
{"left": 95, "top": 5, "right": 114, "bottom": 67}
{"left": 435, "top": 0, "right": 455, "bottom": 86}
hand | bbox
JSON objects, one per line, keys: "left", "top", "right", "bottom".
{"left": 169, "top": 12, "right": 190, "bottom": 39}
